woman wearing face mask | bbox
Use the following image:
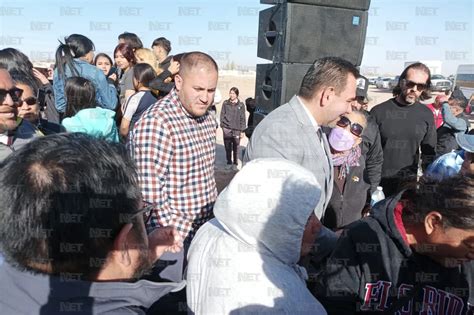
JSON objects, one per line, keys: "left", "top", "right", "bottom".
{"left": 322, "top": 111, "right": 369, "bottom": 231}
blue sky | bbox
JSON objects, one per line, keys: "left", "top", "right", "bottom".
{"left": 0, "top": 0, "right": 472, "bottom": 76}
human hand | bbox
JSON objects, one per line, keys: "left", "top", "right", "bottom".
{"left": 438, "top": 95, "right": 449, "bottom": 104}
{"left": 147, "top": 226, "right": 183, "bottom": 262}
{"left": 108, "top": 73, "right": 117, "bottom": 82}
{"left": 32, "top": 68, "right": 50, "bottom": 85}
{"left": 168, "top": 60, "right": 180, "bottom": 75}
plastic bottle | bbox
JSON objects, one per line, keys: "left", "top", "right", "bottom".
{"left": 370, "top": 186, "right": 385, "bottom": 207}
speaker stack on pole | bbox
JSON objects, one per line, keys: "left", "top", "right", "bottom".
{"left": 253, "top": 0, "right": 371, "bottom": 125}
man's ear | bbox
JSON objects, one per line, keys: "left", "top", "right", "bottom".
{"left": 112, "top": 223, "right": 134, "bottom": 267}
{"left": 174, "top": 74, "right": 183, "bottom": 91}
{"left": 424, "top": 211, "right": 443, "bottom": 236}
{"left": 355, "top": 136, "right": 363, "bottom": 146}
{"left": 320, "top": 86, "right": 336, "bottom": 107}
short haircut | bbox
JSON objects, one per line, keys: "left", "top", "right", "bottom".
{"left": 64, "top": 77, "right": 96, "bottom": 118}
{"left": 113, "top": 43, "right": 137, "bottom": 66}
{"left": 392, "top": 62, "right": 432, "bottom": 101}
{"left": 0, "top": 133, "right": 142, "bottom": 278}
{"left": 178, "top": 51, "right": 218, "bottom": 77}
{"left": 402, "top": 174, "right": 474, "bottom": 229}
{"left": 117, "top": 32, "right": 143, "bottom": 50}
{"left": 133, "top": 63, "right": 157, "bottom": 88}
{"left": 0, "top": 48, "right": 34, "bottom": 76}
{"left": 151, "top": 37, "right": 171, "bottom": 54}
{"left": 298, "top": 57, "right": 359, "bottom": 99}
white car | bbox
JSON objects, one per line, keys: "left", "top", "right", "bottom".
{"left": 375, "top": 77, "right": 391, "bottom": 89}
{"left": 430, "top": 74, "right": 452, "bottom": 92}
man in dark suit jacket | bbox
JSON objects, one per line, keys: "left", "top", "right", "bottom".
{"left": 244, "top": 57, "right": 359, "bottom": 258}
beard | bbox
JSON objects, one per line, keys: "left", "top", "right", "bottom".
{"left": 401, "top": 90, "right": 419, "bottom": 105}
{"left": 130, "top": 248, "right": 153, "bottom": 280}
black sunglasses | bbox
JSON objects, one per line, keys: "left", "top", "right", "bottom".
{"left": 20, "top": 96, "right": 38, "bottom": 106}
{"left": 336, "top": 116, "right": 363, "bottom": 137}
{"left": 0, "top": 88, "right": 23, "bottom": 104}
{"left": 403, "top": 79, "right": 427, "bottom": 91}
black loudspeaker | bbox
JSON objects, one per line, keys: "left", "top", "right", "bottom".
{"left": 257, "top": 3, "right": 368, "bottom": 65}
{"left": 255, "top": 63, "right": 312, "bottom": 113}
{"left": 260, "top": 0, "right": 371, "bottom": 11}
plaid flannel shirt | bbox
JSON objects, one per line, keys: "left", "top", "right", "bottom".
{"left": 129, "top": 88, "right": 217, "bottom": 239}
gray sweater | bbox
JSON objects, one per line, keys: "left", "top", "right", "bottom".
{"left": 0, "top": 262, "right": 185, "bottom": 315}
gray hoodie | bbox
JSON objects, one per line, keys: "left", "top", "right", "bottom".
{"left": 186, "top": 158, "right": 327, "bottom": 314}
{"left": 0, "top": 261, "right": 185, "bottom": 314}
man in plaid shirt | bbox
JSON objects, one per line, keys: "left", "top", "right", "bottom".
{"left": 129, "top": 52, "right": 218, "bottom": 241}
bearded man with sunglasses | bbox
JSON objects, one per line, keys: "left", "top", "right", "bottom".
{"left": 370, "top": 62, "right": 437, "bottom": 196}
{"left": 0, "top": 69, "right": 40, "bottom": 161}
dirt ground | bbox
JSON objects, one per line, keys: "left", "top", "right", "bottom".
{"left": 213, "top": 75, "right": 473, "bottom": 192}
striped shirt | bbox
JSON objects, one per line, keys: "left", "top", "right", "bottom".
{"left": 129, "top": 88, "right": 217, "bottom": 239}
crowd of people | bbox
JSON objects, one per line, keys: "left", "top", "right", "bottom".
{"left": 0, "top": 31, "right": 473, "bottom": 315}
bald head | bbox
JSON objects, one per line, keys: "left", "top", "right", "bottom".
{"left": 178, "top": 51, "right": 218, "bottom": 77}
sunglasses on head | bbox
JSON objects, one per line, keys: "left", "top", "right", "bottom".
{"left": 20, "top": 96, "right": 38, "bottom": 106}
{"left": 336, "top": 116, "right": 363, "bottom": 137}
{"left": 0, "top": 87, "right": 23, "bottom": 104}
{"left": 403, "top": 79, "right": 427, "bottom": 91}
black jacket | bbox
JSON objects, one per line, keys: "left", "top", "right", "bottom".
{"left": 361, "top": 111, "right": 383, "bottom": 195}
{"left": 220, "top": 99, "right": 246, "bottom": 132}
{"left": 314, "top": 192, "right": 474, "bottom": 314}
{"left": 323, "top": 154, "right": 370, "bottom": 230}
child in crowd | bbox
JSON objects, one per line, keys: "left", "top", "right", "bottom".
{"left": 120, "top": 63, "right": 157, "bottom": 139}
{"left": 62, "top": 77, "right": 119, "bottom": 142}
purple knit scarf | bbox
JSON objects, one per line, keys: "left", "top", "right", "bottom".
{"left": 332, "top": 145, "right": 362, "bottom": 180}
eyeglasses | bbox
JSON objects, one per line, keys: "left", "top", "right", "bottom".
{"left": 336, "top": 116, "right": 364, "bottom": 137}
{"left": 402, "top": 79, "right": 427, "bottom": 91}
{"left": 126, "top": 204, "right": 155, "bottom": 226}
{"left": 19, "top": 96, "right": 38, "bottom": 106}
{"left": 0, "top": 88, "right": 23, "bottom": 104}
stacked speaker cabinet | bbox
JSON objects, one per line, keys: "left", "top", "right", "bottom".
{"left": 254, "top": 0, "right": 371, "bottom": 119}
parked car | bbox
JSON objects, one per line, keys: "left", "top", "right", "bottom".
{"left": 389, "top": 76, "right": 400, "bottom": 89}
{"left": 430, "top": 74, "right": 452, "bottom": 92}
{"left": 375, "top": 77, "right": 391, "bottom": 89}
{"left": 368, "top": 77, "right": 379, "bottom": 86}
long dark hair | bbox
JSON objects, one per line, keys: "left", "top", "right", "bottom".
{"left": 392, "top": 62, "right": 432, "bottom": 101}
{"left": 64, "top": 77, "right": 96, "bottom": 118}
{"left": 133, "top": 63, "right": 156, "bottom": 88}
{"left": 55, "top": 34, "right": 95, "bottom": 81}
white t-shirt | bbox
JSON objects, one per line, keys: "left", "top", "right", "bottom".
{"left": 122, "top": 91, "right": 146, "bottom": 120}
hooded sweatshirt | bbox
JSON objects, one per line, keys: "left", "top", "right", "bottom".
{"left": 0, "top": 261, "right": 186, "bottom": 314}
{"left": 315, "top": 192, "right": 474, "bottom": 314}
{"left": 62, "top": 108, "right": 119, "bottom": 142}
{"left": 186, "top": 158, "right": 327, "bottom": 314}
